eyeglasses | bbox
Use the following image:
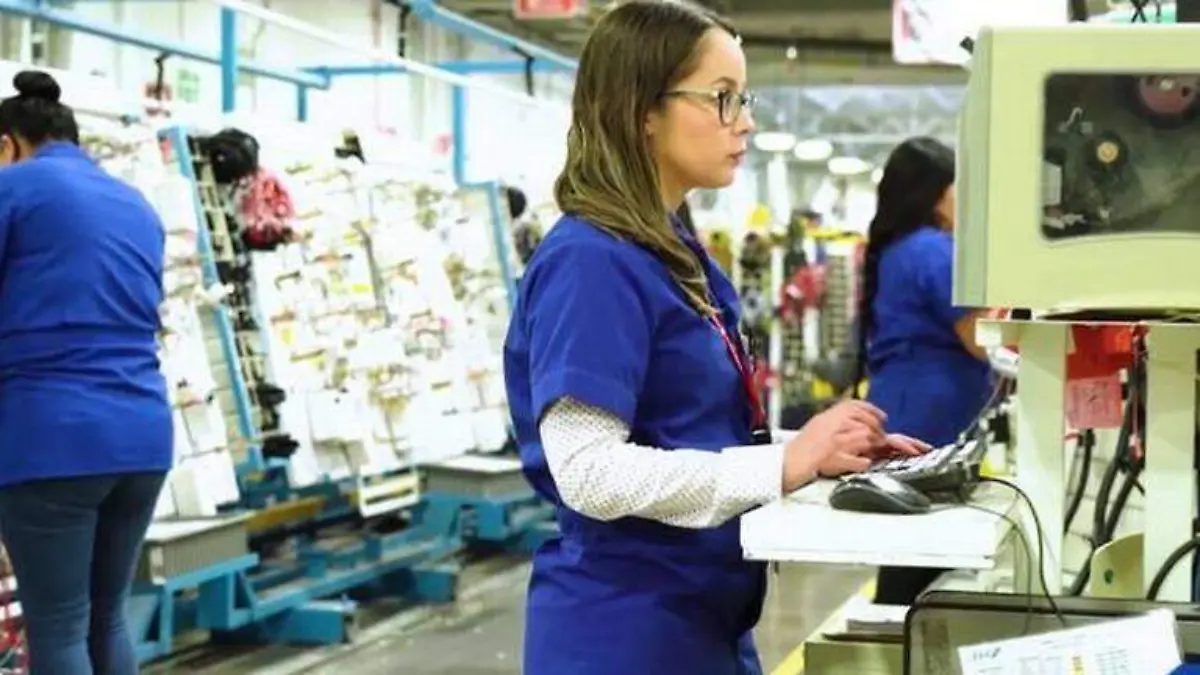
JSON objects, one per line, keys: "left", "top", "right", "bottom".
{"left": 662, "top": 88, "right": 757, "bottom": 126}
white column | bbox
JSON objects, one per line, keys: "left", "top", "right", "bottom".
{"left": 1143, "top": 324, "right": 1200, "bottom": 601}
{"left": 1014, "top": 321, "right": 1069, "bottom": 593}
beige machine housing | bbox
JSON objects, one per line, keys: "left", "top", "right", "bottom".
{"left": 954, "top": 24, "right": 1200, "bottom": 312}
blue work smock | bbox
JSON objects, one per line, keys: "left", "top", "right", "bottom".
{"left": 0, "top": 142, "right": 172, "bottom": 487}
{"left": 504, "top": 215, "right": 766, "bottom": 675}
{"left": 866, "top": 227, "right": 992, "bottom": 447}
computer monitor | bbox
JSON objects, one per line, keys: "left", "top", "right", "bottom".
{"left": 954, "top": 24, "right": 1200, "bottom": 313}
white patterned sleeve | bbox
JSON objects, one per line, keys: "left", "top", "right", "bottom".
{"left": 538, "top": 397, "right": 786, "bottom": 529}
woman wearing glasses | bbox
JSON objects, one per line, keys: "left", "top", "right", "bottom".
{"left": 503, "top": 3, "right": 926, "bottom": 673}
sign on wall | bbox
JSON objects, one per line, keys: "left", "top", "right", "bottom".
{"left": 175, "top": 68, "right": 201, "bottom": 105}
{"left": 892, "top": 0, "right": 1068, "bottom": 65}
{"left": 514, "top": 0, "right": 586, "bottom": 20}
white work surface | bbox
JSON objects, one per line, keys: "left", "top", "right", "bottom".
{"left": 741, "top": 481, "right": 1018, "bottom": 569}
{"left": 977, "top": 319, "right": 1200, "bottom": 601}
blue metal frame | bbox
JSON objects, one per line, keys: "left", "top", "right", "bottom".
{"left": 307, "top": 57, "right": 573, "bottom": 193}
{"left": 129, "top": 554, "right": 260, "bottom": 662}
{"left": 129, "top": 523, "right": 466, "bottom": 661}
{"left": 160, "top": 126, "right": 260, "bottom": 472}
{"left": 468, "top": 180, "right": 519, "bottom": 311}
{"left": 220, "top": 8, "right": 239, "bottom": 113}
{"left": 126, "top": 490, "right": 555, "bottom": 661}
{"left": 406, "top": 0, "right": 578, "bottom": 72}
{"left": 452, "top": 86, "right": 469, "bottom": 184}
{"left": 309, "top": 59, "right": 574, "bottom": 78}
{"left": 416, "top": 491, "right": 556, "bottom": 554}
{"left": 0, "top": 0, "right": 327, "bottom": 91}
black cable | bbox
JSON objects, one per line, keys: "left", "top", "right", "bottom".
{"left": 1067, "top": 358, "right": 1140, "bottom": 597}
{"left": 1064, "top": 430, "right": 1093, "bottom": 532}
{"left": 961, "top": 502, "right": 1039, "bottom": 634}
{"left": 1068, "top": 0, "right": 1089, "bottom": 22}
{"left": 1103, "top": 335, "right": 1147, "bottom": 544}
{"left": 956, "top": 377, "right": 1011, "bottom": 449}
{"left": 981, "top": 476, "right": 1068, "bottom": 628}
{"left": 1067, "top": 427, "right": 1125, "bottom": 596}
{"left": 1104, "top": 464, "right": 1142, "bottom": 542}
{"left": 1147, "top": 535, "right": 1200, "bottom": 601}
{"left": 1131, "top": 0, "right": 1149, "bottom": 22}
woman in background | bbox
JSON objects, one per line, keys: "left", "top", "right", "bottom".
{"left": 0, "top": 70, "right": 171, "bottom": 674}
{"left": 855, "top": 137, "right": 992, "bottom": 605}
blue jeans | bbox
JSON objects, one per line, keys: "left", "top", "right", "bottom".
{"left": 0, "top": 472, "right": 166, "bottom": 675}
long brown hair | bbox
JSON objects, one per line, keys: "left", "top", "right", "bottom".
{"left": 554, "top": 1, "right": 733, "bottom": 315}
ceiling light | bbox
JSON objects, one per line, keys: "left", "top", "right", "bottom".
{"left": 792, "top": 138, "right": 833, "bottom": 162}
{"left": 786, "top": 46, "right": 798, "bottom": 60}
{"left": 871, "top": 167, "right": 884, "bottom": 184}
{"left": 753, "top": 131, "right": 797, "bottom": 154}
{"left": 828, "top": 156, "right": 871, "bottom": 176}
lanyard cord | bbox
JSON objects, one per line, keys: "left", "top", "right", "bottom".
{"left": 709, "top": 315, "right": 767, "bottom": 430}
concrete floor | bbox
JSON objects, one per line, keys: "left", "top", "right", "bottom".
{"left": 145, "top": 558, "right": 872, "bottom": 675}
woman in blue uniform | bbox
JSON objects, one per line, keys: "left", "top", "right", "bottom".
{"left": 504, "top": 3, "right": 927, "bottom": 673}
{"left": 854, "top": 137, "right": 992, "bottom": 605}
{"left": 0, "top": 71, "right": 171, "bottom": 674}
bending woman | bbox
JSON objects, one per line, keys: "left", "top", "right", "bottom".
{"left": 855, "top": 137, "right": 993, "bottom": 605}
{"left": 0, "top": 71, "right": 171, "bottom": 674}
{"left": 504, "top": 3, "right": 926, "bottom": 673}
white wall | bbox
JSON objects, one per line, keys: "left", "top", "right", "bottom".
{"left": 43, "top": 0, "right": 570, "bottom": 193}
{"left": 458, "top": 39, "right": 571, "bottom": 203}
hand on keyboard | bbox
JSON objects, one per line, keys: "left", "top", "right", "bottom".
{"left": 873, "top": 434, "right": 931, "bottom": 459}
{"left": 781, "top": 400, "right": 887, "bottom": 490}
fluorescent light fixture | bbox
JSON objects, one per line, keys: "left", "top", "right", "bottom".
{"left": 871, "top": 167, "right": 884, "bottom": 184}
{"left": 753, "top": 131, "right": 797, "bottom": 153}
{"left": 828, "top": 156, "right": 871, "bottom": 176}
{"left": 792, "top": 138, "right": 833, "bottom": 162}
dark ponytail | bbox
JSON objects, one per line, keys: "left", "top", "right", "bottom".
{"left": 852, "top": 137, "right": 956, "bottom": 397}
{"left": 0, "top": 70, "right": 79, "bottom": 146}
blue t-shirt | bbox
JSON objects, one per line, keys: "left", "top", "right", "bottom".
{"left": 0, "top": 142, "right": 172, "bottom": 486}
{"left": 866, "top": 226, "right": 992, "bottom": 447}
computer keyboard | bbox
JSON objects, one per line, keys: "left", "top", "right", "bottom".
{"left": 865, "top": 439, "right": 986, "bottom": 498}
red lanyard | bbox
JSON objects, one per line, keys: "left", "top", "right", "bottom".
{"left": 710, "top": 316, "right": 767, "bottom": 431}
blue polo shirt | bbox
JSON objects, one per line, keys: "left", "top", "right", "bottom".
{"left": 0, "top": 142, "right": 172, "bottom": 486}
{"left": 866, "top": 226, "right": 991, "bottom": 447}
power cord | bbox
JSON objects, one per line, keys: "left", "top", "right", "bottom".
{"left": 1064, "top": 430, "right": 1094, "bottom": 532}
{"left": 959, "top": 501, "right": 1040, "bottom": 634}
{"left": 1130, "top": 0, "right": 1165, "bottom": 22}
{"left": 1068, "top": 339, "right": 1145, "bottom": 596}
{"left": 980, "top": 476, "right": 1069, "bottom": 628}
{"left": 1146, "top": 535, "right": 1200, "bottom": 601}
{"left": 955, "top": 377, "right": 1013, "bottom": 451}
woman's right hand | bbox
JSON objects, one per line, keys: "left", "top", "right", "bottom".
{"left": 780, "top": 400, "right": 888, "bottom": 492}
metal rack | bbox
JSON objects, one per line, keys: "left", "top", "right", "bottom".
{"left": 125, "top": 126, "right": 555, "bottom": 662}
{"left": 162, "top": 126, "right": 262, "bottom": 472}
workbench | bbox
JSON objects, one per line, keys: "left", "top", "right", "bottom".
{"left": 742, "top": 481, "right": 1018, "bottom": 569}
{"left": 742, "top": 480, "right": 1021, "bottom": 675}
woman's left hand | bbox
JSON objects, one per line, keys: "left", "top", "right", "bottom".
{"left": 873, "top": 433, "right": 931, "bottom": 458}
